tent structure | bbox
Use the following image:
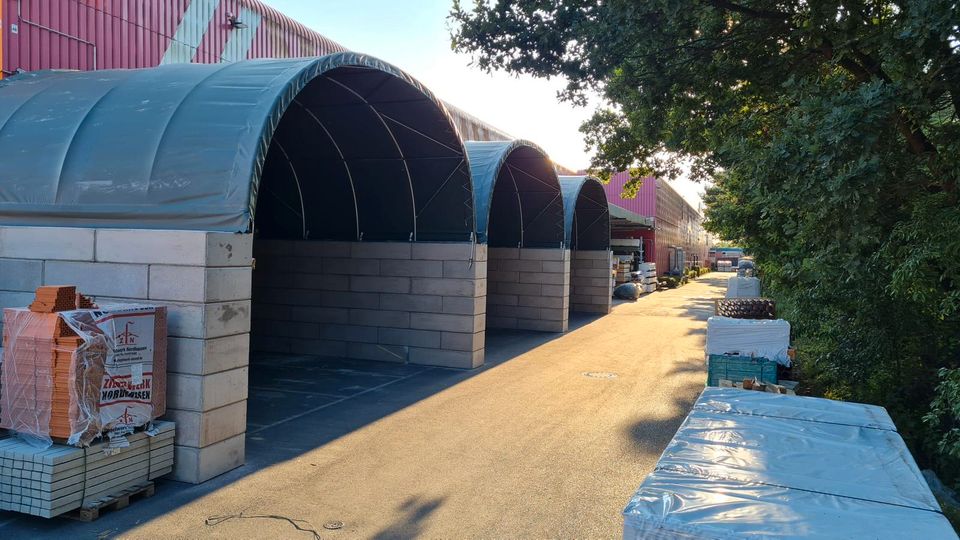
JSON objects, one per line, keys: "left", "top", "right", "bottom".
{"left": 558, "top": 176, "right": 610, "bottom": 251}
{"left": 0, "top": 52, "right": 474, "bottom": 241}
{"left": 464, "top": 140, "right": 564, "bottom": 248}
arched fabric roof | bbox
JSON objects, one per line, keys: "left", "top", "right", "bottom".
{"left": 559, "top": 176, "right": 611, "bottom": 250}
{"left": 465, "top": 140, "right": 564, "bottom": 248}
{"left": 0, "top": 53, "right": 474, "bottom": 241}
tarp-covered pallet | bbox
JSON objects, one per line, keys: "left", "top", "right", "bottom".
{"left": 622, "top": 388, "right": 957, "bottom": 539}
{"left": 0, "top": 421, "right": 174, "bottom": 518}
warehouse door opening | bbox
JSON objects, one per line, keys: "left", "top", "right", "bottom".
{"left": 559, "top": 176, "right": 612, "bottom": 315}
{"left": 465, "top": 141, "right": 568, "bottom": 335}
{"left": 247, "top": 61, "right": 482, "bottom": 437}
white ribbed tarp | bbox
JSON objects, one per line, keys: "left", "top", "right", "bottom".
{"left": 726, "top": 276, "right": 761, "bottom": 298}
{"left": 622, "top": 388, "right": 957, "bottom": 539}
{"left": 705, "top": 317, "right": 791, "bottom": 365}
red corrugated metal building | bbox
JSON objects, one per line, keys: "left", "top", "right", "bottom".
{"left": 0, "top": 0, "right": 511, "bottom": 141}
{"left": 604, "top": 172, "right": 709, "bottom": 275}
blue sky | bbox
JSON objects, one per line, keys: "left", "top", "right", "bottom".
{"left": 260, "top": 0, "right": 705, "bottom": 208}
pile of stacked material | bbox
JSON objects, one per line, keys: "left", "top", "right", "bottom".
{"left": 622, "top": 388, "right": 956, "bottom": 538}
{"left": 726, "top": 276, "right": 761, "bottom": 298}
{"left": 714, "top": 297, "right": 777, "bottom": 320}
{"left": 0, "top": 287, "right": 167, "bottom": 446}
{"left": 0, "top": 421, "right": 174, "bottom": 518}
{"left": 636, "top": 263, "right": 657, "bottom": 293}
{"left": 705, "top": 317, "right": 791, "bottom": 366}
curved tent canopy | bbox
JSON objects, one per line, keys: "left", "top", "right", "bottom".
{"left": 465, "top": 140, "right": 564, "bottom": 248}
{"left": 559, "top": 176, "right": 610, "bottom": 250}
{"left": 0, "top": 53, "right": 474, "bottom": 241}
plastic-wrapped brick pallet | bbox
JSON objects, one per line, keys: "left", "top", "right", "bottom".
{"left": 706, "top": 316, "right": 791, "bottom": 365}
{"left": 622, "top": 388, "right": 958, "bottom": 539}
{"left": 726, "top": 276, "right": 761, "bottom": 298}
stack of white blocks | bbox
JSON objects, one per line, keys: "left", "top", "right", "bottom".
{"left": 486, "top": 247, "right": 570, "bottom": 333}
{"left": 251, "top": 240, "right": 487, "bottom": 369}
{"left": 569, "top": 250, "right": 613, "bottom": 313}
{"left": 0, "top": 226, "right": 252, "bottom": 484}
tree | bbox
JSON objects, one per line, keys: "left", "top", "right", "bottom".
{"left": 452, "top": 0, "right": 960, "bottom": 484}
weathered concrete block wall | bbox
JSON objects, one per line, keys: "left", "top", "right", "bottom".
{"left": 570, "top": 250, "right": 613, "bottom": 314}
{"left": 251, "top": 240, "right": 486, "bottom": 369}
{"left": 486, "top": 247, "right": 570, "bottom": 333}
{"left": 0, "top": 226, "right": 253, "bottom": 484}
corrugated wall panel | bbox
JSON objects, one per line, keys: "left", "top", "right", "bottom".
{"left": 1, "top": 0, "right": 514, "bottom": 141}
{"left": 603, "top": 172, "right": 657, "bottom": 217}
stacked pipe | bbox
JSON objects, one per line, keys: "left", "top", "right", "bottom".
{"left": 715, "top": 298, "right": 777, "bottom": 320}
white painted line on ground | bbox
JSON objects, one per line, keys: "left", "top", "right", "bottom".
{"left": 247, "top": 367, "right": 435, "bottom": 435}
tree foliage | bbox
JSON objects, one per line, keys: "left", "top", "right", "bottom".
{"left": 452, "top": 0, "right": 960, "bottom": 482}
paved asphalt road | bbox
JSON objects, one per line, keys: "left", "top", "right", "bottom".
{"left": 2, "top": 274, "right": 725, "bottom": 539}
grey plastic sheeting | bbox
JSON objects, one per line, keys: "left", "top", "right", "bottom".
{"left": 464, "top": 140, "right": 564, "bottom": 248}
{"left": 0, "top": 53, "right": 474, "bottom": 241}
{"left": 558, "top": 175, "right": 610, "bottom": 250}
{"left": 623, "top": 388, "right": 956, "bottom": 539}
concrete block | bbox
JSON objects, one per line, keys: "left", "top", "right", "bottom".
{"left": 250, "top": 335, "right": 291, "bottom": 354}
{"left": 520, "top": 248, "right": 566, "bottom": 261}
{"left": 351, "top": 242, "right": 411, "bottom": 259}
{"left": 571, "top": 258, "right": 595, "bottom": 269}
{"left": 252, "top": 319, "right": 318, "bottom": 339}
{"left": 318, "top": 324, "right": 378, "bottom": 342}
{"left": 495, "top": 282, "right": 541, "bottom": 296}
{"left": 441, "top": 331, "right": 484, "bottom": 352}
{"left": 170, "top": 433, "right": 245, "bottom": 484}
{"left": 487, "top": 294, "right": 517, "bottom": 307}
{"left": 378, "top": 327, "right": 442, "bottom": 348}
{"left": 252, "top": 287, "right": 324, "bottom": 306}
{"left": 498, "top": 259, "right": 543, "bottom": 272}
{"left": 348, "top": 342, "right": 407, "bottom": 362}
{"left": 518, "top": 318, "right": 567, "bottom": 333}
{"left": 442, "top": 260, "right": 485, "bottom": 279}
{"left": 380, "top": 259, "right": 444, "bottom": 278}
{"left": 290, "top": 273, "right": 349, "bottom": 291}
{"left": 294, "top": 240, "right": 352, "bottom": 258}
{"left": 474, "top": 244, "right": 488, "bottom": 262}
{"left": 290, "top": 338, "right": 349, "bottom": 357}
{"left": 0, "top": 259, "right": 43, "bottom": 291}
{"left": 324, "top": 257, "right": 380, "bottom": 276}
{"left": 351, "top": 275, "right": 410, "bottom": 294}
{"left": 167, "top": 333, "right": 250, "bottom": 375}
{"left": 408, "top": 347, "right": 482, "bottom": 369}
{"left": 45, "top": 261, "right": 148, "bottom": 298}
{"left": 487, "top": 270, "right": 519, "bottom": 282}
{"left": 442, "top": 296, "right": 486, "bottom": 315}
{"left": 488, "top": 247, "right": 519, "bottom": 260}
{"left": 320, "top": 291, "right": 380, "bottom": 309}
{"left": 518, "top": 295, "right": 565, "bottom": 309}
{"left": 491, "top": 305, "right": 540, "bottom": 320}
{"left": 572, "top": 267, "right": 612, "bottom": 278}
{"left": 150, "top": 266, "right": 251, "bottom": 302}
{"left": 519, "top": 272, "right": 566, "bottom": 285}
{"left": 593, "top": 258, "right": 612, "bottom": 269}
{"left": 262, "top": 256, "right": 324, "bottom": 275}
{"left": 96, "top": 230, "right": 251, "bottom": 266}
{"left": 0, "top": 291, "right": 35, "bottom": 310}
{"left": 540, "top": 307, "right": 568, "bottom": 321}
{"left": 412, "top": 242, "right": 474, "bottom": 261}
{"left": 380, "top": 293, "right": 441, "bottom": 313}
{"left": 163, "top": 400, "right": 247, "bottom": 447}
{"left": 0, "top": 226, "right": 95, "bottom": 261}
{"left": 540, "top": 284, "right": 567, "bottom": 297}
{"left": 167, "top": 366, "right": 248, "bottom": 412}
{"left": 572, "top": 303, "right": 610, "bottom": 314}
{"left": 573, "top": 285, "right": 610, "bottom": 297}
{"left": 252, "top": 239, "right": 293, "bottom": 257}
{"left": 411, "top": 278, "right": 480, "bottom": 297}
{"left": 410, "top": 313, "right": 482, "bottom": 333}
{"left": 485, "top": 316, "right": 518, "bottom": 329}
{"left": 350, "top": 308, "right": 410, "bottom": 328}
{"left": 540, "top": 261, "right": 570, "bottom": 274}
{"left": 205, "top": 300, "right": 251, "bottom": 338}
{"left": 288, "top": 306, "right": 350, "bottom": 324}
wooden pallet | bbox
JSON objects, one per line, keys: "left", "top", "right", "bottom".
{"left": 66, "top": 481, "right": 155, "bottom": 522}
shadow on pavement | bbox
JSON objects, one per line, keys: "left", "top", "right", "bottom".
{"left": 0, "top": 313, "right": 605, "bottom": 538}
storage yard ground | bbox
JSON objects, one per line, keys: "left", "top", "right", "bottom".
{"left": 0, "top": 275, "right": 726, "bottom": 539}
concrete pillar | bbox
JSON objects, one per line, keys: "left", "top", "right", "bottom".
{"left": 570, "top": 250, "right": 613, "bottom": 314}
{"left": 251, "top": 240, "right": 486, "bottom": 369}
{"left": 0, "top": 226, "right": 253, "bottom": 484}
{"left": 486, "top": 247, "right": 570, "bottom": 332}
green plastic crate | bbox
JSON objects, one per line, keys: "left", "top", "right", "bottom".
{"left": 707, "top": 354, "right": 778, "bottom": 387}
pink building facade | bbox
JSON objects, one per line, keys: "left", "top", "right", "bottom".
{"left": 603, "top": 172, "right": 709, "bottom": 275}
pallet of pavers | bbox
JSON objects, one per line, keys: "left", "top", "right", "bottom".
{"left": 0, "top": 421, "right": 174, "bottom": 518}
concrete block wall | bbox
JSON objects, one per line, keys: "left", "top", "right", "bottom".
{"left": 0, "top": 226, "right": 252, "bottom": 484}
{"left": 570, "top": 250, "right": 613, "bottom": 314}
{"left": 251, "top": 240, "right": 486, "bottom": 369}
{"left": 486, "top": 248, "right": 570, "bottom": 333}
